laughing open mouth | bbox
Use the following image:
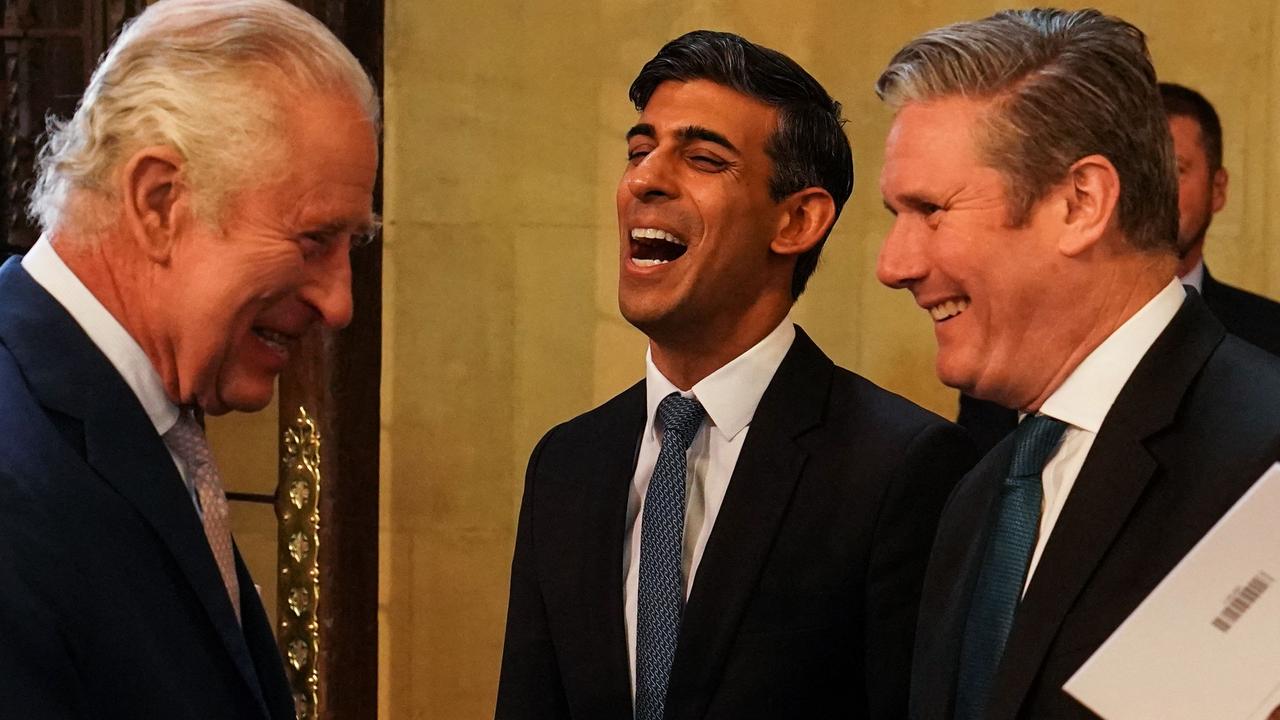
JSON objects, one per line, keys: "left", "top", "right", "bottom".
{"left": 253, "top": 327, "right": 297, "bottom": 355}
{"left": 630, "top": 227, "right": 687, "bottom": 267}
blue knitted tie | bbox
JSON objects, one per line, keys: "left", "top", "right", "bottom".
{"left": 955, "top": 413, "right": 1067, "bottom": 720}
{"left": 635, "top": 393, "right": 705, "bottom": 720}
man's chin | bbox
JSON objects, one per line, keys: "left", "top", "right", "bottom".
{"left": 205, "top": 380, "right": 277, "bottom": 416}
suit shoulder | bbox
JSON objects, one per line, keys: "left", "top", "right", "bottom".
{"left": 530, "top": 381, "right": 645, "bottom": 451}
{"left": 1208, "top": 281, "right": 1280, "bottom": 356}
{"left": 828, "top": 365, "right": 958, "bottom": 436}
{"left": 1205, "top": 334, "right": 1280, "bottom": 402}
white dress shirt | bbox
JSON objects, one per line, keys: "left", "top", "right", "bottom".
{"left": 622, "top": 316, "right": 796, "bottom": 697}
{"left": 21, "top": 239, "right": 195, "bottom": 505}
{"left": 1023, "top": 278, "right": 1185, "bottom": 592}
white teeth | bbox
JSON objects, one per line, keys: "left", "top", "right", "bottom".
{"left": 928, "top": 298, "right": 970, "bottom": 321}
{"left": 633, "top": 258, "right": 670, "bottom": 267}
{"left": 630, "top": 227, "right": 685, "bottom": 246}
{"left": 255, "top": 329, "right": 291, "bottom": 351}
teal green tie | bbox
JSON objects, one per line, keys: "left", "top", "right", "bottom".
{"left": 955, "top": 414, "right": 1067, "bottom": 720}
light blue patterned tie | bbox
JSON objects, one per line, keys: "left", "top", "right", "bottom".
{"left": 955, "top": 413, "right": 1067, "bottom": 720}
{"left": 635, "top": 393, "right": 705, "bottom": 720}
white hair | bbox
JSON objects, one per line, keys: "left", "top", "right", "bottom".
{"left": 29, "top": 0, "right": 379, "bottom": 236}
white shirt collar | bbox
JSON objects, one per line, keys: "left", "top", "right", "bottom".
{"left": 1180, "top": 258, "right": 1205, "bottom": 293}
{"left": 1038, "top": 278, "right": 1185, "bottom": 433}
{"left": 22, "top": 237, "right": 179, "bottom": 435}
{"left": 644, "top": 316, "right": 796, "bottom": 442}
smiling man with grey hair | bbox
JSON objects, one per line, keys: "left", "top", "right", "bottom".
{"left": 0, "top": 0, "right": 378, "bottom": 717}
{"left": 875, "top": 8, "right": 1280, "bottom": 718}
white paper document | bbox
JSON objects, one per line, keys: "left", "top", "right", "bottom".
{"left": 1064, "top": 462, "right": 1280, "bottom": 720}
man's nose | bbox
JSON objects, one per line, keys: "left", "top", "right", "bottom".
{"left": 623, "top": 151, "right": 679, "bottom": 201}
{"left": 303, "top": 245, "right": 354, "bottom": 330}
{"left": 876, "top": 216, "right": 928, "bottom": 290}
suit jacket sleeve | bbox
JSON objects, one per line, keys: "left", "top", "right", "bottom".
{"left": 496, "top": 428, "right": 572, "bottom": 720}
{"left": 863, "top": 422, "right": 976, "bottom": 719}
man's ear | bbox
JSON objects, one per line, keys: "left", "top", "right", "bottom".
{"left": 118, "top": 146, "right": 191, "bottom": 264}
{"left": 1211, "top": 166, "right": 1228, "bottom": 214}
{"left": 1058, "top": 154, "right": 1120, "bottom": 257}
{"left": 771, "top": 187, "right": 836, "bottom": 257}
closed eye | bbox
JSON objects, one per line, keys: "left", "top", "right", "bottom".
{"left": 689, "top": 154, "right": 728, "bottom": 171}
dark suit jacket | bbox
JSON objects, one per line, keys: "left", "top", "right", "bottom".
{"left": 0, "top": 258, "right": 296, "bottom": 719}
{"left": 1201, "top": 268, "right": 1280, "bottom": 356}
{"left": 958, "top": 275, "right": 1280, "bottom": 456}
{"left": 496, "top": 327, "right": 977, "bottom": 720}
{"left": 912, "top": 292, "right": 1280, "bottom": 719}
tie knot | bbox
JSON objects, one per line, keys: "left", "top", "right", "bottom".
{"left": 657, "top": 392, "right": 705, "bottom": 445}
{"left": 1008, "top": 414, "right": 1067, "bottom": 478}
{"left": 165, "top": 409, "right": 213, "bottom": 467}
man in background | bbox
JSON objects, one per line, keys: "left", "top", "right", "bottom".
{"left": 876, "top": 9, "right": 1280, "bottom": 717}
{"left": 959, "top": 80, "right": 1280, "bottom": 454}
{"left": 0, "top": 0, "right": 379, "bottom": 717}
{"left": 498, "top": 30, "right": 974, "bottom": 720}
{"left": 1161, "top": 81, "right": 1280, "bottom": 355}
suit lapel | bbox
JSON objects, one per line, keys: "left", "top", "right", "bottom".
{"left": 988, "top": 293, "right": 1225, "bottom": 716}
{"left": 0, "top": 260, "right": 271, "bottom": 718}
{"left": 561, "top": 383, "right": 644, "bottom": 717}
{"left": 665, "top": 328, "right": 829, "bottom": 720}
{"left": 913, "top": 440, "right": 1012, "bottom": 720}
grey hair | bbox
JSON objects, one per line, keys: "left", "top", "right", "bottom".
{"left": 29, "top": 0, "right": 379, "bottom": 237}
{"left": 876, "top": 8, "right": 1178, "bottom": 253}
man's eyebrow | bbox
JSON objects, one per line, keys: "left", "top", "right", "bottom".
{"left": 626, "top": 123, "right": 655, "bottom": 141}
{"left": 624, "top": 123, "right": 739, "bottom": 153}
{"left": 307, "top": 213, "right": 381, "bottom": 237}
{"left": 885, "top": 193, "right": 939, "bottom": 214}
{"left": 676, "top": 125, "right": 737, "bottom": 153}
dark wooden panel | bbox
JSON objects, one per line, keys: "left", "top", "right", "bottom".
{"left": 275, "top": 1, "right": 384, "bottom": 718}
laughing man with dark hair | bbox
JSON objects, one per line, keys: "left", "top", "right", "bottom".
{"left": 496, "top": 30, "right": 975, "bottom": 720}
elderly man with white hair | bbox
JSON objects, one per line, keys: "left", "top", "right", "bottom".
{"left": 0, "top": 0, "right": 378, "bottom": 717}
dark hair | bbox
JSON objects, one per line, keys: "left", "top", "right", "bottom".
{"left": 1159, "top": 82, "right": 1222, "bottom": 171}
{"left": 629, "top": 30, "right": 854, "bottom": 299}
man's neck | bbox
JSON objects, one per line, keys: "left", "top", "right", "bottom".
{"left": 53, "top": 233, "right": 176, "bottom": 400}
{"left": 1020, "top": 258, "right": 1178, "bottom": 413}
{"left": 648, "top": 306, "right": 790, "bottom": 391}
{"left": 1177, "top": 240, "right": 1205, "bottom": 278}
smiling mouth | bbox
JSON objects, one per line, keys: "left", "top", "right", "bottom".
{"left": 629, "top": 227, "right": 687, "bottom": 267}
{"left": 927, "top": 297, "right": 969, "bottom": 322}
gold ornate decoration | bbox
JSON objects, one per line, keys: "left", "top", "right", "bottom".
{"left": 277, "top": 406, "right": 321, "bottom": 720}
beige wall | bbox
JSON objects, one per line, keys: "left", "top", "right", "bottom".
{"left": 372, "top": 2, "right": 1280, "bottom": 718}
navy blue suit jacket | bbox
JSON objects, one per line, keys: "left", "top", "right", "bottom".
{"left": 0, "top": 258, "right": 295, "bottom": 719}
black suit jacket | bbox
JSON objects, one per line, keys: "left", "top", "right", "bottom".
{"left": 958, "top": 275, "right": 1280, "bottom": 455}
{"left": 496, "top": 327, "right": 977, "bottom": 720}
{"left": 0, "top": 258, "right": 296, "bottom": 719}
{"left": 912, "top": 292, "right": 1280, "bottom": 719}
